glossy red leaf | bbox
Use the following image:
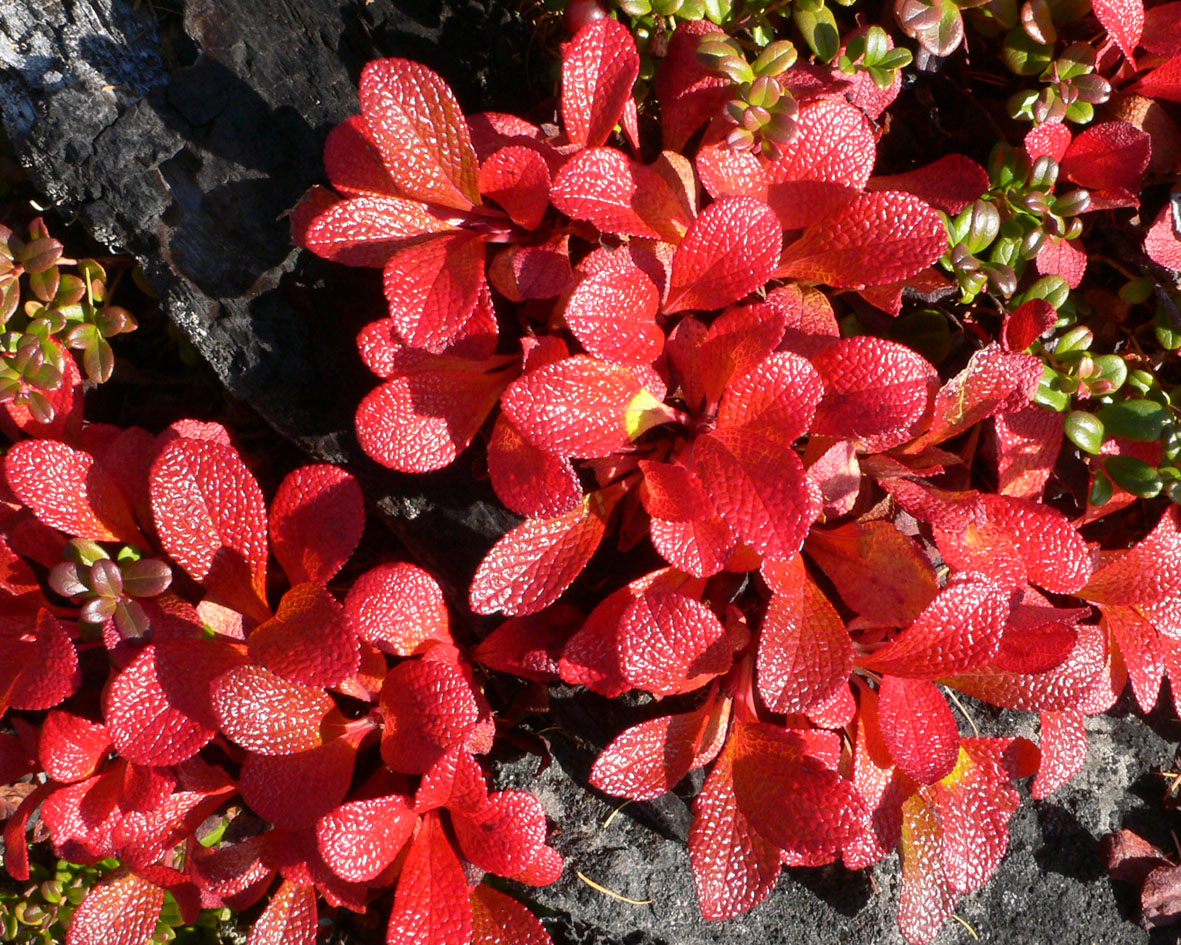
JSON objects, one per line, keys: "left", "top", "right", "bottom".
{"left": 5, "top": 439, "right": 142, "bottom": 544}
{"left": 416, "top": 747, "right": 488, "bottom": 815}
{"left": 296, "top": 194, "right": 458, "bottom": 268}
{"left": 317, "top": 795, "right": 417, "bottom": 882}
{"left": 877, "top": 676, "right": 959, "bottom": 784}
{"left": 564, "top": 267, "right": 663, "bottom": 365}
{"left": 616, "top": 591, "right": 731, "bottom": 695}
{"left": 664, "top": 198, "right": 781, "bottom": 314}
{"left": 240, "top": 738, "right": 357, "bottom": 830}
{"left": 866, "top": 154, "right": 989, "bottom": 214}
{"left": 715, "top": 350, "right": 822, "bottom": 444}
{"left": 382, "top": 232, "right": 485, "bottom": 353}
{"left": 1032, "top": 710, "right": 1086, "bottom": 799}
{"left": 1061, "top": 121, "right": 1150, "bottom": 200}
{"left": 380, "top": 658, "right": 481, "bottom": 773}
{"left": 211, "top": 664, "right": 336, "bottom": 755}
{"left": 269, "top": 465, "right": 364, "bottom": 586}
{"left": 1003, "top": 299, "right": 1057, "bottom": 353}
{"left": 649, "top": 514, "right": 736, "bottom": 579}
{"left": 486, "top": 235, "right": 574, "bottom": 302}
{"left": 104, "top": 645, "right": 217, "bottom": 766}
{"left": 757, "top": 555, "right": 853, "bottom": 713}
{"left": 801, "top": 522, "right": 939, "bottom": 629}
{"left": 810, "top": 337, "right": 937, "bottom": 447}
{"left": 1145, "top": 202, "right": 1181, "bottom": 270}
{"left": 38, "top": 711, "right": 111, "bottom": 783}
{"left": 1036, "top": 235, "right": 1088, "bottom": 288}
{"left": 776, "top": 192, "right": 946, "bottom": 288}
{"left": 729, "top": 721, "right": 866, "bottom": 859}
{"left": 897, "top": 792, "right": 956, "bottom": 945}
{"left": 472, "top": 606, "right": 578, "bottom": 682}
{"left": 561, "top": 19, "right": 640, "bottom": 148}
{"left": 470, "top": 493, "right": 613, "bottom": 616}
{"left": 6, "top": 609, "right": 78, "bottom": 712}
{"left": 387, "top": 812, "right": 474, "bottom": 945}
{"left": 359, "top": 58, "right": 479, "bottom": 210}
{"left": 993, "top": 406, "right": 1064, "bottom": 500}
{"left": 247, "top": 881, "right": 317, "bottom": 945}
{"left": 345, "top": 561, "right": 452, "bottom": 656}
{"left": 355, "top": 352, "right": 515, "bottom": 473}
{"left": 500, "top": 356, "right": 661, "bottom": 458}
{"left": 689, "top": 737, "right": 783, "bottom": 920}
{"left": 1082, "top": 508, "right": 1181, "bottom": 606}
{"left": 487, "top": 414, "right": 583, "bottom": 519}
{"left": 470, "top": 884, "right": 552, "bottom": 945}
{"left": 550, "top": 147, "right": 693, "bottom": 242}
{"left": 150, "top": 437, "right": 268, "bottom": 612}
{"left": 978, "top": 494, "right": 1090, "bottom": 593}
{"left": 452, "top": 789, "right": 548, "bottom": 875}
{"left": 693, "top": 429, "right": 819, "bottom": 561}
{"left": 323, "top": 115, "right": 397, "bottom": 197}
{"left": 1094, "top": 0, "right": 1143, "bottom": 60}
{"left": 478, "top": 145, "right": 551, "bottom": 230}
{"left": 248, "top": 583, "right": 359, "bottom": 687}
{"left": 66, "top": 872, "right": 164, "bottom": 945}
{"left": 1105, "top": 604, "right": 1164, "bottom": 711}
{"left": 655, "top": 22, "right": 730, "bottom": 151}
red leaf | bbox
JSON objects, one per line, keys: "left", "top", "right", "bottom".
{"left": 1082, "top": 508, "right": 1181, "bottom": 605}
{"left": 1032, "top": 710, "right": 1086, "bottom": 799}
{"left": 359, "top": 58, "right": 479, "bottom": 210}
{"left": 688, "top": 737, "right": 782, "bottom": 920}
{"left": 38, "top": 711, "right": 111, "bottom": 783}
{"left": 211, "top": 664, "right": 337, "bottom": 755}
{"left": 550, "top": 147, "right": 693, "bottom": 241}
{"left": 248, "top": 583, "right": 359, "bottom": 687}
{"left": 1036, "top": 236, "right": 1088, "bottom": 288}
{"left": 472, "top": 606, "right": 578, "bottom": 682}
{"left": 487, "top": 414, "right": 583, "bottom": 519}
{"left": 563, "top": 267, "right": 663, "bottom": 365}
{"left": 1105, "top": 604, "right": 1164, "bottom": 711}
{"left": 729, "top": 721, "right": 866, "bottom": 858}
{"left": 977, "top": 494, "right": 1091, "bottom": 594}
{"left": 561, "top": 19, "right": 640, "bottom": 148}
{"left": 486, "top": 236, "right": 574, "bottom": 302}
{"left": 387, "top": 812, "right": 474, "bottom": 945}
{"left": 5, "top": 608, "right": 78, "bottom": 712}
{"left": 801, "top": 521, "right": 939, "bottom": 629}
{"left": 616, "top": 591, "right": 732, "bottom": 695}
{"left": 323, "top": 115, "right": 398, "bottom": 198}
{"left": 994, "top": 406, "right": 1064, "bottom": 500}
{"left": 655, "top": 22, "right": 730, "bottom": 151}
{"left": 478, "top": 145, "right": 551, "bottom": 231}
{"left": 452, "top": 790, "right": 548, "bottom": 875}
{"left": 345, "top": 562, "right": 452, "bottom": 656}
{"left": 693, "top": 429, "right": 819, "bottom": 560}
{"left": 470, "top": 885, "right": 552, "bottom": 945}
{"left": 756, "top": 555, "right": 852, "bottom": 713}
{"left": 1094, "top": 0, "right": 1143, "bottom": 60}
{"left": 247, "top": 881, "right": 317, "bottom": 945}
{"left": 269, "top": 465, "right": 364, "bottom": 585}
{"left": 66, "top": 872, "right": 164, "bottom": 945}
{"left": 1133, "top": 55, "right": 1181, "bottom": 103}
{"left": 296, "top": 194, "right": 458, "bottom": 267}
{"left": 240, "top": 738, "right": 357, "bottom": 829}
{"left": 1061, "top": 121, "right": 1150, "bottom": 200}
{"left": 383, "top": 233, "right": 485, "bottom": 353}
{"left": 317, "top": 795, "right": 417, "bottom": 882}
{"left": 104, "top": 645, "right": 217, "bottom": 766}
{"left": 380, "top": 658, "right": 481, "bottom": 773}
{"left": 866, "top": 154, "right": 989, "bottom": 214}
{"left": 5, "top": 439, "right": 143, "bottom": 544}
{"left": 470, "top": 494, "right": 612, "bottom": 616}
{"left": 776, "top": 192, "right": 946, "bottom": 288}
{"left": 1145, "top": 202, "right": 1181, "bottom": 270}
{"left": 715, "top": 350, "right": 823, "bottom": 444}
{"left": 876, "top": 676, "right": 959, "bottom": 784}
{"left": 1003, "top": 299, "right": 1057, "bottom": 352}
{"left": 354, "top": 352, "right": 515, "bottom": 473}
{"left": 150, "top": 437, "right": 268, "bottom": 615}
{"left": 858, "top": 575, "right": 1009, "bottom": 678}
{"left": 664, "top": 198, "right": 781, "bottom": 313}
{"left": 897, "top": 792, "right": 956, "bottom": 945}
{"left": 810, "top": 337, "right": 937, "bottom": 447}
{"left": 1024, "top": 122, "right": 1072, "bottom": 164}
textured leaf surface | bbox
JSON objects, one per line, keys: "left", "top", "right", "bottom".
{"left": 858, "top": 576, "right": 1009, "bottom": 678}
{"left": 479, "top": 145, "right": 551, "bottom": 230}
{"left": 617, "top": 591, "right": 731, "bottom": 695}
{"left": 345, "top": 562, "right": 452, "bottom": 656}
{"left": 387, "top": 813, "right": 474, "bottom": 945}
{"left": 877, "top": 676, "right": 959, "bottom": 784}
{"left": 1061, "top": 121, "right": 1151, "bottom": 199}
{"left": 865, "top": 154, "right": 989, "bottom": 214}
{"left": 269, "top": 465, "right": 364, "bottom": 585}
{"left": 6, "top": 608, "right": 78, "bottom": 711}
{"left": 715, "top": 351, "right": 822, "bottom": 444}
{"left": 776, "top": 192, "right": 946, "bottom": 288}
{"left": 380, "top": 658, "right": 481, "bottom": 773}
{"left": 38, "top": 711, "right": 110, "bottom": 783}
{"left": 994, "top": 406, "right": 1064, "bottom": 500}
{"left": 452, "top": 790, "right": 548, "bottom": 875}
{"left": 248, "top": 583, "right": 359, "bottom": 687}
{"left": 383, "top": 233, "right": 485, "bottom": 353}
{"left": 239, "top": 738, "right": 357, "bottom": 829}
{"left": 5, "top": 439, "right": 142, "bottom": 543}
{"left": 757, "top": 555, "right": 852, "bottom": 713}
{"left": 472, "top": 606, "right": 578, "bottom": 682}
{"left": 1145, "top": 202, "right": 1181, "bottom": 270}
{"left": 591, "top": 703, "right": 716, "bottom": 800}
{"left": 359, "top": 58, "right": 479, "bottom": 210}
{"left": 1082, "top": 508, "right": 1181, "bottom": 605}
{"left": 1105, "top": 605, "right": 1164, "bottom": 711}
{"left": 247, "top": 881, "right": 316, "bottom": 945}
{"left": 487, "top": 415, "right": 583, "bottom": 519}
{"left": 317, "top": 795, "right": 416, "bottom": 882}
{"left": 470, "top": 885, "right": 552, "bottom": 945}
{"left": 323, "top": 115, "right": 397, "bottom": 197}
{"left": 66, "top": 872, "right": 164, "bottom": 945}
{"left": 665, "top": 198, "right": 781, "bottom": 313}
{"left": 564, "top": 267, "right": 663, "bottom": 365}
{"left": 897, "top": 793, "right": 956, "bottom": 945}
{"left": 1094, "top": 0, "right": 1143, "bottom": 60}
{"left": 561, "top": 19, "right": 640, "bottom": 148}
{"left": 211, "top": 664, "right": 336, "bottom": 755}
{"left": 1032, "top": 710, "right": 1087, "bottom": 799}
{"left": 297, "top": 194, "right": 457, "bottom": 267}
{"left": 810, "top": 337, "right": 937, "bottom": 446}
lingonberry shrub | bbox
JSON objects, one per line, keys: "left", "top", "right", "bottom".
{"left": 0, "top": 418, "right": 560, "bottom": 945}
{"left": 287, "top": 5, "right": 1181, "bottom": 942}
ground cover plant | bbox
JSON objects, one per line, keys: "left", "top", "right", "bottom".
{"left": 3, "top": 0, "right": 1181, "bottom": 943}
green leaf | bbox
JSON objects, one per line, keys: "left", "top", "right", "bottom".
{"left": 1064, "top": 410, "right": 1105, "bottom": 453}
{"left": 793, "top": 3, "right": 840, "bottom": 61}
{"left": 1095, "top": 400, "right": 1173, "bottom": 441}
{"left": 1104, "top": 455, "right": 1163, "bottom": 498}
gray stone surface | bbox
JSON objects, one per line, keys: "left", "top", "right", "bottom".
{"left": 2, "top": 4, "right": 1179, "bottom": 944}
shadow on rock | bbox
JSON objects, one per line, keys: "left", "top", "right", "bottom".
{"left": 1034, "top": 803, "right": 1106, "bottom": 882}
